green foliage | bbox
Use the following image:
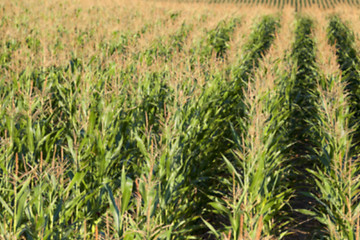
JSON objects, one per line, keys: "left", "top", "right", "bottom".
{"left": 189, "top": 17, "right": 241, "bottom": 67}
{"left": 141, "top": 22, "right": 193, "bottom": 65}
{"left": 232, "top": 15, "right": 279, "bottom": 83}
{"left": 205, "top": 18, "right": 240, "bottom": 58}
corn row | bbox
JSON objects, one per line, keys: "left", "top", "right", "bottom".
{"left": 181, "top": 16, "right": 279, "bottom": 238}
{"left": 274, "top": 17, "right": 323, "bottom": 238}
{"left": 327, "top": 16, "right": 360, "bottom": 156}
{"left": 302, "top": 16, "right": 360, "bottom": 239}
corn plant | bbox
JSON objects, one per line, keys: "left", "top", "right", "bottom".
{"left": 309, "top": 74, "right": 360, "bottom": 239}
{"left": 327, "top": 15, "right": 360, "bottom": 156}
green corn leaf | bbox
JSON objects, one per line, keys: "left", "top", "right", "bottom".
{"left": 201, "top": 217, "right": 220, "bottom": 239}
{"left": 121, "top": 166, "right": 133, "bottom": 215}
{"left": 208, "top": 201, "right": 230, "bottom": 215}
{"left": 105, "top": 183, "right": 121, "bottom": 234}
{"left": 64, "top": 171, "right": 86, "bottom": 195}
{"left": 0, "top": 195, "right": 13, "bottom": 217}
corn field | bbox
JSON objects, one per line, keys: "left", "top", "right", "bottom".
{"left": 1, "top": 0, "right": 360, "bottom": 239}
